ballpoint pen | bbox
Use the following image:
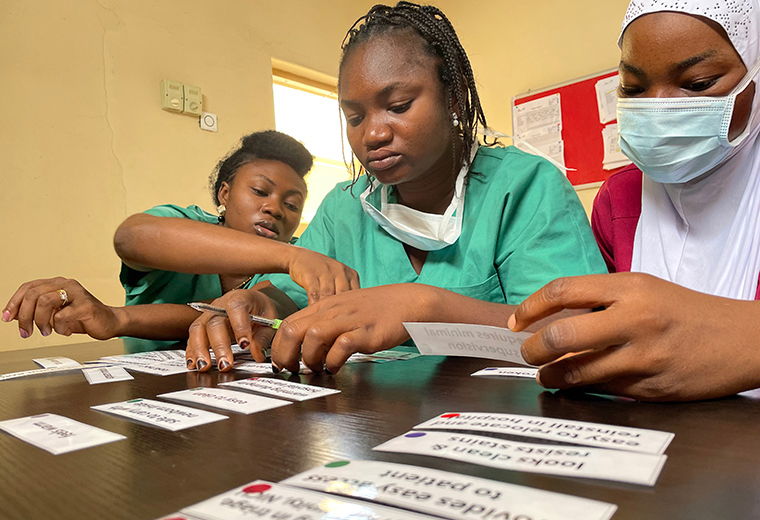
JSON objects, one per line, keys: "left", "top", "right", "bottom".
{"left": 188, "top": 302, "right": 282, "bottom": 330}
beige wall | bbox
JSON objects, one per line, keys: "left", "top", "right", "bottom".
{"left": 1, "top": 0, "right": 629, "bottom": 352}
{"left": 0, "top": 0, "right": 376, "bottom": 352}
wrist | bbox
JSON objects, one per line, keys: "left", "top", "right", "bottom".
{"left": 109, "top": 306, "right": 130, "bottom": 338}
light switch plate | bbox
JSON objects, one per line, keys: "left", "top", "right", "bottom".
{"left": 160, "top": 79, "right": 183, "bottom": 112}
{"left": 183, "top": 84, "right": 203, "bottom": 115}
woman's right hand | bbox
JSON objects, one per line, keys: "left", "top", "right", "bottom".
{"left": 286, "top": 247, "right": 360, "bottom": 305}
{"left": 2, "top": 277, "right": 123, "bottom": 340}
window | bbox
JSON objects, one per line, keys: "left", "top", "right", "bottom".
{"left": 272, "top": 68, "right": 352, "bottom": 234}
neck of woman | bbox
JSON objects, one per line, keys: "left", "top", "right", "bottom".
{"left": 396, "top": 140, "right": 465, "bottom": 214}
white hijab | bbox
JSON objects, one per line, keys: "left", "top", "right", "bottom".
{"left": 621, "top": 0, "right": 760, "bottom": 300}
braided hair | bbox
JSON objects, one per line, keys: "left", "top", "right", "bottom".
{"left": 339, "top": 1, "right": 488, "bottom": 185}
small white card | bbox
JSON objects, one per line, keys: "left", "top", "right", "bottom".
{"left": 0, "top": 413, "right": 125, "bottom": 454}
{"left": 100, "top": 357, "right": 189, "bottom": 376}
{"left": 403, "top": 322, "right": 533, "bottom": 366}
{"left": 471, "top": 367, "right": 539, "bottom": 379}
{"left": 0, "top": 365, "right": 85, "bottom": 381}
{"left": 374, "top": 430, "right": 666, "bottom": 486}
{"left": 91, "top": 398, "right": 228, "bottom": 431}
{"left": 414, "top": 412, "right": 674, "bottom": 455}
{"left": 82, "top": 366, "right": 134, "bottom": 385}
{"left": 158, "top": 387, "right": 292, "bottom": 415}
{"left": 32, "top": 356, "right": 81, "bottom": 369}
{"left": 183, "top": 480, "right": 440, "bottom": 520}
{"left": 233, "top": 361, "right": 313, "bottom": 375}
{"left": 281, "top": 460, "right": 617, "bottom": 520}
{"left": 96, "top": 350, "right": 190, "bottom": 376}
{"left": 220, "top": 377, "right": 340, "bottom": 401}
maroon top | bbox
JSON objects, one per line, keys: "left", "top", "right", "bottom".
{"left": 590, "top": 164, "right": 760, "bottom": 299}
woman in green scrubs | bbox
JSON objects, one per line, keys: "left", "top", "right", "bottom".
{"left": 186, "top": 2, "right": 606, "bottom": 373}
{"left": 3, "top": 131, "right": 358, "bottom": 361}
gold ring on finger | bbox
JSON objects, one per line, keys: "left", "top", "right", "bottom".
{"left": 58, "top": 289, "right": 69, "bottom": 308}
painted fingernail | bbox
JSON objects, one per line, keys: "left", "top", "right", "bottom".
{"left": 2, "top": 310, "right": 10, "bottom": 322}
{"left": 19, "top": 329, "right": 29, "bottom": 339}
{"left": 239, "top": 338, "right": 250, "bottom": 349}
{"left": 186, "top": 359, "right": 194, "bottom": 367}
{"left": 219, "top": 360, "right": 230, "bottom": 371}
{"left": 197, "top": 359, "right": 208, "bottom": 370}
{"left": 324, "top": 368, "right": 333, "bottom": 376}
{"left": 271, "top": 361, "right": 281, "bottom": 374}
{"left": 507, "top": 314, "right": 516, "bottom": 330}
{"left": 41, "top": 329, "right": 51, "bottom": 337}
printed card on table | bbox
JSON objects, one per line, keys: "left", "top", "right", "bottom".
{"left": 471, "top": 367, "right": 539, "bottom": 379}
{"left": 233, "top": 361, "right": 313, "bottom": 375}
{"left": 415, "top": 412, "right": 674, "bottom": 455}
{"left": 32, "top": 356, "right": 81, "bottom": 369}
{"left": 91, "top": 398, "right": 227, "bottom": 431}
{"left": 281, "top": 460, "right": 617, "bottom": 520}
{"left": 0, "top": 413, "right": 125, "bottom": 454}
{"left": 220, "top": 377, "right": 340, "bottom": 401}
{"left": 183, "top": 480, "right": 440, "bottom": 520}
{"left": 374, "top": 430, "right": 666, "bottom": 486}
{"left": 0, "top": 365, "right": 87, "bottom": 381}
{"left": 82, "top": 366, "right": 134, "bottom": 385}
{"left": 403, "top": 322, "right": 533, "bottom": 366}
{"left": 158, "top": 387, "right": 292, "bottom": 415}
{"left": 96, "top": 350, "right": 190, "bottom": 376}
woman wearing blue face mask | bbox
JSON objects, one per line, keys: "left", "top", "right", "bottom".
{"left": 511, "top": 0, "right": 760, "bottom": 401}
{"left": 185, "top": 1, "right": 606, "bottom": 373}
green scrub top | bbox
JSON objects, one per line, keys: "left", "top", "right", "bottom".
{"left": 120, "top": 204, "right": 263, "bottom": 306}
{"left": 264, "top": 145, "right": 606, "bottom": 309}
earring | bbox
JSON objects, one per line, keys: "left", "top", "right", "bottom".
{"left": 217, "top": 204, "right": 226, "bottom": 224}
{"left": 452, "top": 112, "right": 460, "bottom": 128}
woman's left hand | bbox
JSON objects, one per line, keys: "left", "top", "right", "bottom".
{"left": 271, "top": 284, "right": 437, "bottom": 373}
{"left": 510, "top": 273, "right": 760, "bottom": 401}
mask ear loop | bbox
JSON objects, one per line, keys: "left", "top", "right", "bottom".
{"left": 478, "top": 127, "right": 576, "bottom": 175}
{"left": 723, "top": 57, "right": 760, "bottom": 146}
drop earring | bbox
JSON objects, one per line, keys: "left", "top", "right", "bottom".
{"left": 217, "top": 204, "right": 226, "bottom": 224}
{"left": 452, "top": 112, "right": 459, "bottom": 128}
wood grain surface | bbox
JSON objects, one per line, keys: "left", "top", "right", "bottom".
{"left": 0, "top": 339, "right": 759, "bottom": 520}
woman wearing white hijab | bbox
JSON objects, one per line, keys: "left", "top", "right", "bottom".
{"left": 510, "top": 0, "right": 760, "bottom": 401}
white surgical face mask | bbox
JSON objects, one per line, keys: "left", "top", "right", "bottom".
{"left": 360, "top": 146, "right": 475, "bottom": 251}
{"left": 617, "top": 58, "right": 760, "bottom": 183}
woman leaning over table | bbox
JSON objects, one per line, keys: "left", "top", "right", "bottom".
{"left": 186, "top": 2, "right": 607, "bottom": 373}
{"left": 511, "top": 0, "right": 760, "bottom": 401}
{"left": 3, "top": 131, "right": 358, "bottom": 363}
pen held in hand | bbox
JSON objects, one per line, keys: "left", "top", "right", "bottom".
{"left": 187, "top": 302, "right": 282, "bottom": 330}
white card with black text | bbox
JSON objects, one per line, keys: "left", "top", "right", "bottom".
{"left": 158, "top": 387, "right": 291, "bottom": 415}
{"left": 281, "top": 460, "right": 616, "bottom": 520}
{"left": 0, "top": 413, "right": 124, "bottom": 454}
{"left": 91, "top": 398, "right": 227, "bottom": 431}
{"left": 374, "top": 430, "right": 666, "bottom": 486}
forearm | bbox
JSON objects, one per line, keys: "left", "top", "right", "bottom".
{"left": 111, "top": 304, "right": 200, "bottom": 340}
{"left": 416, "top": 284, "right": 514, "bottom": 327}
{"left": 416, "top": 284, "right": 585, "bottom": 332}
{"left": 114, "top": 214, "right": 297, "bottom": 275}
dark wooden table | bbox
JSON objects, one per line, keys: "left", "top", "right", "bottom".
{"left": 1, "top": 339, "right": 759, "bottom": 520}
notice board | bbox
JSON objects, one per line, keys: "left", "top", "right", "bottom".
{"left": 512, "top": 68, "right": 630, "bottom": 188}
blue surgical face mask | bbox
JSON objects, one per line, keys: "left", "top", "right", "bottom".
{"left": 617, "top": 59, "right": 760, "bottom": 183}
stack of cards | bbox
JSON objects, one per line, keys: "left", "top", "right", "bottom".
{"left": 373, "top": 412, "right": 674, "bottom": 486}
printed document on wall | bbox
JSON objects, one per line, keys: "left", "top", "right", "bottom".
{"left": 595, "top": 76, "right": 619, "bottom": 124}
{"left": 602, "top": 123, "right": 632, "bottom": 170}
{"left": 513, "top": 93, "right": 565, "bottom": 169}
